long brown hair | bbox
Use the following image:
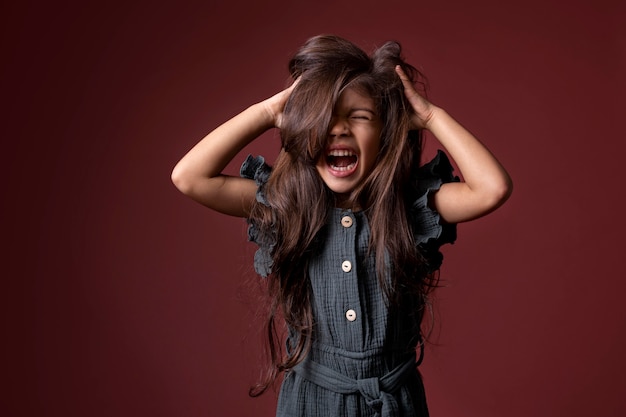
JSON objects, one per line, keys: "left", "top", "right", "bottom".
{"left": 248, "top": 35, "right": 434, "bottom": 396}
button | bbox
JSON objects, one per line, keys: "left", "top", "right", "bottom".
{"left": 341, "top": 260, "right": 352, "bottom": 272}
{"left": 345, "top": 309, "right": 357, "bottom": 321}
{"left": 341, "top": 216, "right": 353, "bottom": 228}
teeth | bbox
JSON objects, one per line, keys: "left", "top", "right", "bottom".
{"left": 326, "top": 148, "right": 357, "bottom": 172}
{"left": 328, "top": 149, "right": 355, "bottom": 157}
{"left": 330, "top": 162, "right": 357, "bottom": 171}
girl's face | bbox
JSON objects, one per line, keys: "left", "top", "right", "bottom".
{"left": 316, "top": 87, "right": 383, "bottom": 203}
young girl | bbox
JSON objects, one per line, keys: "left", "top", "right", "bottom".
{"left": 172, "top": 35, "right": 512, "bottom": 417}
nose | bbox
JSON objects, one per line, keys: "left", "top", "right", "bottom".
{"left": 329, "top": 116, "right": 349, "bottom": 137}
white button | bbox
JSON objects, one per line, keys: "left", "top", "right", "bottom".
{"left": 341, "top": 216, "right": 353, "bottom": 228}
{"left": 346, "top": 309, "right": 357, "bottom": 321}
{"left": 341, "top": 260, "right": 352, "bottom": 272}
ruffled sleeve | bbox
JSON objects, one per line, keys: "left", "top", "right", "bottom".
{"left": 240, "top": 155, "right": 274, "bottom": 277}
{"left": 410, "top": 150, "right": 460, "bottom": 273}
{"left": 240, "top": 154, "right": 272, "bottom": 206}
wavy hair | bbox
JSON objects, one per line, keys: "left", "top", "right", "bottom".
{"left": 248, "top": 34, "right": 433, "bottom": 396}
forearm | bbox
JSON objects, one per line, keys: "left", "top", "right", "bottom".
{"left": 172, "top": 102, "right": 274, "bottom": 191}
{"left": 427, "top": 107, "right": 510, "bottom": 190}
{"left": 425, "top": 107, "right": 513, "bottom": 221}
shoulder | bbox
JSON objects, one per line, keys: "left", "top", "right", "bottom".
{"left": 240, "top": 154, "right": 272, "bottom": 206}
{"left": 409, "top": 150, "right": 459, "bottom": 272}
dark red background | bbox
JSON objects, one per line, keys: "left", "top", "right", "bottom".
{"left": 3, "top": 0, "right": 625, "bottom": 416}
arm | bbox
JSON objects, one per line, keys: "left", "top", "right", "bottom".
{"left": 396, "top": 66, "right": 513, "bottom": 223}
{"left": 171, "top": 80, "right": 297, "bottom": 217}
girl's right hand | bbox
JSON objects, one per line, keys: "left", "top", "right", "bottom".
{"left": 172, "top": 77, "right": 301, "bottom": 217}
{"left": 261, "top": 77, "right": 300, "bottom": 129}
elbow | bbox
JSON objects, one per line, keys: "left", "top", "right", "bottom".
{"left": 500, "top": 173, "right": 514, "bottom": 203}
{"left": 171, "top": 163, "right": 194, "bottom": 195}
{"left": 486, "top": 174, "right": 513, "bottom": 210}
{"left": 443, "top": 174, "right": 513, "bottom": 223}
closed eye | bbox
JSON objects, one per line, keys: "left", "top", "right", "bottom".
{"left": 350, "top": 110, "right": 375, "bottom": 120}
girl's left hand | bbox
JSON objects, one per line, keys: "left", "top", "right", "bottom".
{"left": 395, "top": 65, "right": 438, "bottom": 130}
{"left": 395, "top": 66, "right": 513, "bottom": 223}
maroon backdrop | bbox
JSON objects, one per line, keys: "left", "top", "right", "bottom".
{"left": 3, "top": 0, "right": 625, "bottom": 416}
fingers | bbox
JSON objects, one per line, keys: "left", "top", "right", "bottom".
{"left": 395, "top": 65, "right": 435, "bottom": 129}
{"left": 394, "top": 65, "right": 408, "bottom": 82}
{"left": 395, "top": 65, "right": 415, "bottom": 92}
{"left": 283, "top": 75, "right": 301, "bottom": 96}
{"left": 271, "top": 76, "right": 302, "bottom": 128}
{"left": 395, "top": 65, "right": 423, "bottom": 106}
{"left": 395, "top": 65, "right": 424, "bottom": 108}
{"left": 282, "top": 76, "right": 301, "bottom": 102}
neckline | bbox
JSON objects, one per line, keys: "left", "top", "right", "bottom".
{"left": 332, "top": 207, "right": 367, "bottom": 216}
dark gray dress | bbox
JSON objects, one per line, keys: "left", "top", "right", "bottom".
{"left": 241, "top": 151, "right": 457, "bottom": 417}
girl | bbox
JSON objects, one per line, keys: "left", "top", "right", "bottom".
{"left": 172, "top": 35, "right": 512, "bottom": 417}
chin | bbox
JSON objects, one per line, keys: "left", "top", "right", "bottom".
{"left": 321, "top": 176, "right": 360, "bottom": 196}
{"left": 316, "top": 164, "right": 364, "bottom": 198}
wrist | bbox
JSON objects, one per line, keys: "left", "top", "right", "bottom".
{"left": 250, "top": 102, "right": 278, "bottom": 130}
{"left": 423, "top": 106, "right": 447, "bottom": 132}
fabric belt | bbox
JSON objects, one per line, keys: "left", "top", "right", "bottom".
{"left": 292, "top": 352, "right": 419, "bottom": 417}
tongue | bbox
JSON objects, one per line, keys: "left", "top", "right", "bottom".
{"left": 330, "top": 155, "right": 356, "bottom": 167}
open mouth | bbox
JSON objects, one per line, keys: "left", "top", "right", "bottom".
{"left": 327, "top": 149, "right": 358, "bottom": 172}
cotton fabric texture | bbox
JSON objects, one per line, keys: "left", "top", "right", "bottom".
{"left": 240, "top": 151, "right": 458, "bottom": 417}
